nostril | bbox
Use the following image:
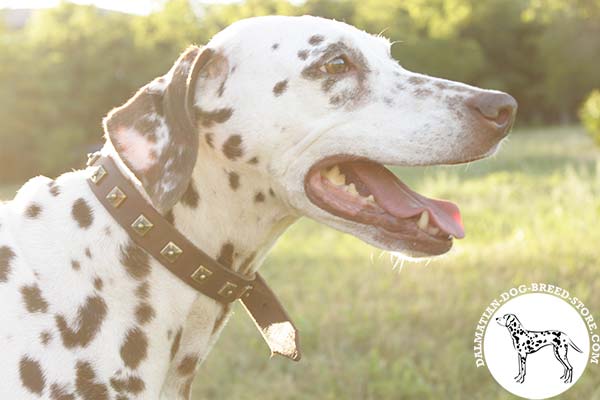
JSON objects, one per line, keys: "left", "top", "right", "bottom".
{"left": 467, "top": 92, "right": 517, "bottom": 130}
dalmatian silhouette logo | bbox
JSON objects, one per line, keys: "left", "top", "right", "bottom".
{"left": 495, "top": 313, "right": 583, "bottom": 384}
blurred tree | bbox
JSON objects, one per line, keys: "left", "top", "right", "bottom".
{"left": 1, "top": 0, "right": 599, "bottom": 182}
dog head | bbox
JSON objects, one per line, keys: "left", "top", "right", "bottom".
{"left": 496, "top": 314, "right": 519, "bottom": 328}
{"left": 104, "top": 15, "right": 517, "bottom": 258}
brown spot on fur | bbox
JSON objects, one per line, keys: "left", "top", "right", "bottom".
{"left": 177, "top": 355, "right": 199, "bottom": 376}
{"left": 269, "top": 188, "right": 276, "bottom": 197}
{"left": 408, "top": 76, "right": 426, "bottom": 85}
{"left": 120, "top": 328, "right": 148, "bottom": 369}
{"left": 50, "top": 383, "right": 75, "bottom": 400}
{"left": 21, "top": 285, "right": 48, "bottom": 313}
{"left": 309, "top": 34, "right": 324, "bottom": 45}
{"left": 85, "top": 248, "right": 92, "bottom": 259}
{"left": 321, "top": 77, "right": 337, "bottom": 92}
{"left": 180, "top": 378, "right": 193, "bottom": 399}
{"left": 217, "top": 80, "right": 226, "bottom": 97}
{"left": 248, "top": 156, "right": 259, "bottom": 165}
{"left": 414, "top": 88, "right": 433, "bottom": 98}
{"left": 115, "top": 396, "right": 128, "bottom": 400}
{"left": 75, "top": 361, "right": 108, "bottom": 400}
{"left": 135, "top": 303, "right": 155, "bottom": 325}
{"left": 217, "top": 242, "right": 235, "bottom": 268}
{"left": 93, "top": 277, "right": 103, "bottom": 291}
{"left": 109, "top": 376, "right": 145, "bottom": 394}
{"left": 181, "top": 181, "right": 199, "bottom": 208}
{"left": 222, "top": 135, "right": 244, "bottom": 160}
{"left": 0, "top": 246, "right": 15, "bottom": 282}
{"left": 195, "top": 107, "right": 233, "bottom": 127}
{"left": 71, "top": 260, "right": 81, "bottom": 271}
{"left": 26, "top": 203, "right": 42, "bottom": 218}
{"left": 56, "top": 296, "right": 107, "bottom": 348}
{"left": 205, "top": 133, "right": 214, "bottom": 149}
{"left": 254, "top": 192, "right": 265, "bottom": 203}
{"left": 228, "top": 172, "right": 240, "bottom": 190}
{"left": 136, "top": 282, "right": 150, "bottom": 301}
{"left": 72, "top": 199, "right": 93, "bottom": 229}
{"left": 40, "top": 331, "right": 52, "bottom": 346}
{"left": 170, "top": 328, "right": 182, "bottom": 361}
{"left": 48, "top": 181, "right": 60, "bottom": 197}
{"left": 273, "top": 80, "right": 288, "bottom": 96}
{"left": 19, "top": 357, "right": 45, "bottom": 394}
{"left": 297, "top": 50, "right": 309, "bottom": 60}
{"left": 120, "top": 242, "right": 151, "bottom": 280}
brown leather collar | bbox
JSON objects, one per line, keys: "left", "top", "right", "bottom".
{"left": 86, "top": 153, "right": 300, "bottom": 361}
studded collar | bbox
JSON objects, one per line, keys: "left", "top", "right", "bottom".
{"left": 87, "top": 153, "right": 300, "bottom": 361}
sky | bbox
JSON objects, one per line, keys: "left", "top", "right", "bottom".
{"left": 0, "top": 0, "right": 239, "bottom": 15}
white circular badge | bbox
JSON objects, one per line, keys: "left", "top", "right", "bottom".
{"left": 483, "top": 293, "right": 590, "bottom": 399}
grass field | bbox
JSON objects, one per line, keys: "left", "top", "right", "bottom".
{"left": 2, "top": 126, "right": 600, "bottom": 399}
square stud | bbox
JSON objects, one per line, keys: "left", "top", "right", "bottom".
{"left": 218, "top": 281, "right": 238, "bottom": 298}
{"left": 160, "top": 242, "right": 183, "bottom": 263}
{"left": 131, "top": 215, "right": 154, "bottom": 237}
{"left": 90, "top": 166, "right": 107, "bottom": 184}
{"left": 191, "top": 265, "right": 213, "bottom": 284}
{"left": 106, "top": 186, "right": 127, "bottom": 208}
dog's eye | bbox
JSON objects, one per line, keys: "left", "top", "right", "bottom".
{"left": 321, "top": 56, "right": 350, "bottom": 74}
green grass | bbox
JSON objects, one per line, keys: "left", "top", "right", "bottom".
{"left": 2, "top": 126, "right": 599, "bottom": 399}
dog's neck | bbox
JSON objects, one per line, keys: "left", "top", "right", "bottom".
{"left": 103, "top": 142, "right": 297, "bottom": 398}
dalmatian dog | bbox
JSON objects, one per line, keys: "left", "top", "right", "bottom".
{"left": 0, "top": 15, "right": 516, "bottom": 399}
{"left": 496, "top": 314, "right": 583, "bottom": 384}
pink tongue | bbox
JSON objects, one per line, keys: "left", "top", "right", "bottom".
{"left": 346, "top": 162, "right": 465, "bottom": 239}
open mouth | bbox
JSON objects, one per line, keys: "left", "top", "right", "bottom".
{"left": 304, "top": 156, "right": 465, "bottom": 256}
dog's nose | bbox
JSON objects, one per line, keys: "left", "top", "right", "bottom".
{"left": 466, "top": 92, "right": 518, "bottom": 137}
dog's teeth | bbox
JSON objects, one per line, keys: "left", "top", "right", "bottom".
{"left": 417, "top": 211, "right": 429, "bottom": 230}
{"left": 366, "top": 194, "right": 375, "bottom": 203}
{"left": 346, "top": 183, "right": 359, "bottom": 196}
{"left": 323, "top": 165, "right": 346, "bottom": 186}
{"left": 427, "top": 226, "right": 440, "bottom": 235}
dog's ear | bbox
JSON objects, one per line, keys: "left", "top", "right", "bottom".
{"left": 104, "top": 46, "right": 214, "bottom": 212}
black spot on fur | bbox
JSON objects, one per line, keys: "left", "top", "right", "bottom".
{"left": 217, "top": 242, "right": 235, "bottom": 268}
{"left": 25, "top": 203, "right": 42, "bottom": 219}
{"left": 273, "top": 79, "right": 288, "bottom": 96}
{"left": 228, "top": 172, "right": 240, "bottom": 190}
{"left": 195, "top": 107, "right": 233, "bottom": 127}
{"left": 271, "top": 43, "right": 279, "bottom": 50}
{"left": 0, "top": 246, "right": 15, "bottom": 282}
{"left": 254, "top": 192, "right": 265, "bottom": 203}
{"left": 72, "top": 199, "right": 93, "bottom": 229}
{"left": 309, "top": 34, "right": 324, "bottom": 45}
{"left": 180, "top": 181, "right": 200, "bottom": 208}
{"left": 222, "top": 135, "right": 244, "bottom": 160}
